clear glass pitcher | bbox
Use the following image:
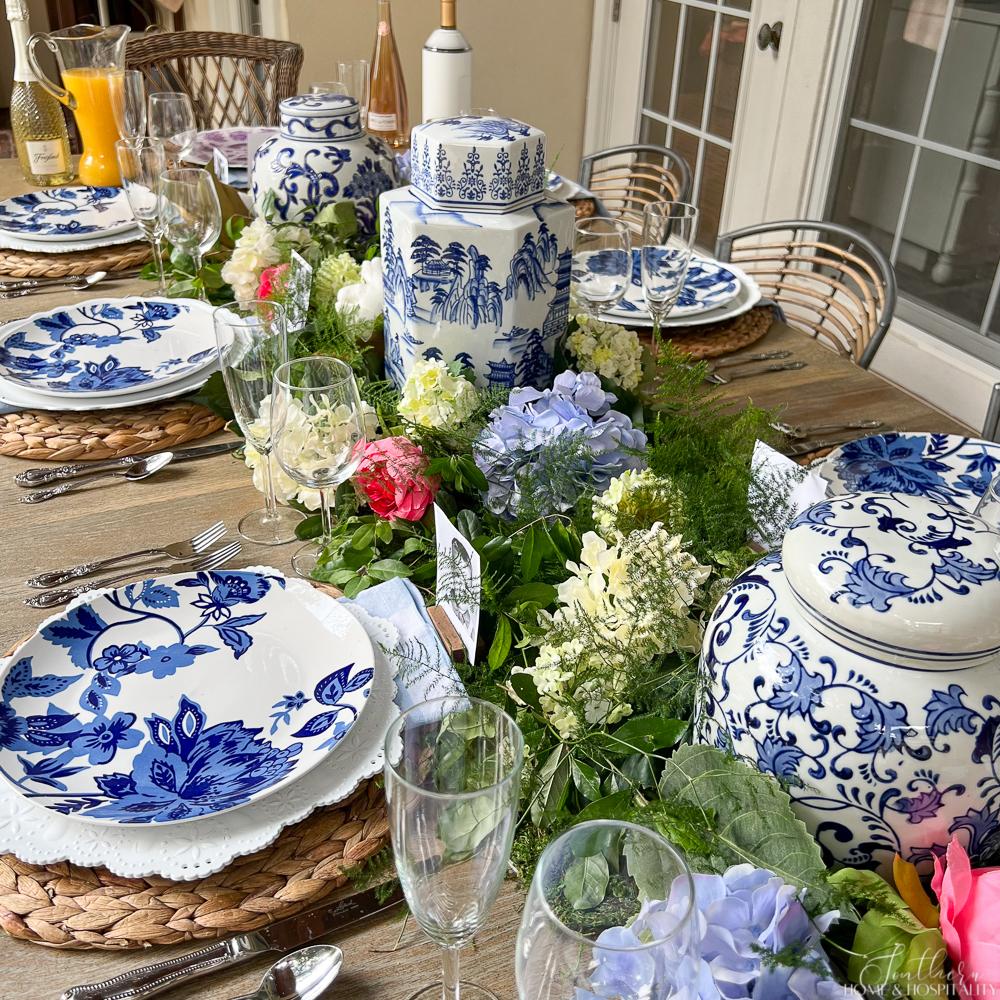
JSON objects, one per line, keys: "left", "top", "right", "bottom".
{"left": 28, "top": 24, "right": 130, "bottom": 187}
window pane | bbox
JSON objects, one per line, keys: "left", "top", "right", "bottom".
{"left": 698, "top": 142, "right": 730, "bottom": 249}
{"left": 851, "top": 0, "right": 942, "bottom": 135}
{"left": 708, "top": 16, "right": 748, "bottom": 140}
{"left": 828, "top": 125, "right": 912, "bottom": 256}
{"left": 728, "top": 0, "right": 751, "bottom": 11}
{"left": 676, "top": 6, "right": 715, "bottom": 130}
{"left": 925, "top": 2, "right": 1000, "bottom": 154}
{"left": 670, "top": 125, "right": 700, "bottom": 188}
{"left": 897, "top": 148, "right": 1000, "bottom": 329}
{"left": 643, "top": 1, "right": 680, "bottom": 118}
{"left": 640, "top": 116, "right": 668, "bottom": 147}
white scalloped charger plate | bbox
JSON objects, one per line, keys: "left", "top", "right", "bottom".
{"left": 0, "top": 570, "right": 401, "bottom": 880}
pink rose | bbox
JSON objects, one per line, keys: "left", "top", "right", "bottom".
{"left": 932, "top": 838, "right": 1000, "bottom": 1000}
{"left": 257, "top": 263, "right": 290, "bottom": 301}
{"left": 354, "top": 436, "right": 439, "bottom": 522}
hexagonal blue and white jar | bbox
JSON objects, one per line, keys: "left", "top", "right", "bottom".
{"left": 251, "top": 93, "right": 397, "bottom": 234}
{"left": 379, "top": 114, "right": 574, "bottom": 389}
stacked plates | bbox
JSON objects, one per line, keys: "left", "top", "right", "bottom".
{"left": 597, "top": 249, "right": 762, "bottom": 328}
{"left": 0, "top": 186, "right": 143, "bottom": 253}
{"left": 0, "top": 295, "right": 219, "bottom": 411}
{"left": 187, "top": 127, "right": 258, "bottom": 189}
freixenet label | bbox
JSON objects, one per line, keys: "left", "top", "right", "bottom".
{"left": 24, "top": 140, "right": 66, "bottom": 175}
{"left": 367, "top": 111, "right": 398, "bottom": 131}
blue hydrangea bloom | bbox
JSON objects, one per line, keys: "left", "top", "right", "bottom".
{"left": 473, "top": 370, "right": 647, "bottom": 518}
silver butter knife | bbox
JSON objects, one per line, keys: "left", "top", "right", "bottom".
{"left": 712, "top": 350, "right": 792, "bottom": 368}
{"left": 62, "top": 886, "right": 404, "bottom": 1000}
{"left": 15, "top": 440, "right": 238, "bottom": 488}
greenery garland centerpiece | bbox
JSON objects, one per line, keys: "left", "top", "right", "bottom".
{"left": 161, "top": 192, "right": 977, "bottom": 999}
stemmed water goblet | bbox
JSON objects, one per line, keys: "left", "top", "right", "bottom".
{"left": 110, "top": 69, "right": 146, "bottom": 147}
{"left": 385, "top": 697, "right": 524, "bottom": 1000}
{"left": 214, "top": 299, "right": 304, "bottom": 545}
{"left": 640, "top": 201, "right": 699, "bottom": 345}
{"left": 159, "top": 167, "right": 221, "bottom": 298}
{"left": 148, "top": 91, "right": 197, "bottom": 167}
{"left": 115, "top": 138, "right": 167, "bottom": 293}
{"left": 571, "top": 217, "right": 632, "bottom": 319}
{"left": 516, "top": 820, "right": 698, "bottom": 999}
{"left": 270, "top": 357, "right": 367, "bottom": 578}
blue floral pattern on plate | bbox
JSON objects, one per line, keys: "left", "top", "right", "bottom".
{"left": 818, "top": 433, "right": 1000, "bottom": 511}
{"left": 0, "top": 571, "right": 375, "bottom": 825}
{"left": 0, "top": 297, "right": 218, "bottom": 398}
{"left": 597, "top": 250, "right": 741, "bottom": 319}
{"left": 0, "top": 187, "right": 136, "bottom": 241}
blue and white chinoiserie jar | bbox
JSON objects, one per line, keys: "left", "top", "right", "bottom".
{"left": 695, "top": 491, "right": 1000, "bottom": 873}
{"left": 251, "top": 93, "right": 397, "bottom": 233}
{"left": 379, "top": 114, "right": 574, "bottom": 389}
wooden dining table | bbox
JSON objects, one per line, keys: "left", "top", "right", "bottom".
{"left": 0, "top": 158, "right": 975, "bottom": 999}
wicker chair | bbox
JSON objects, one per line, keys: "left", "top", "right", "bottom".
{"left": 579, "top": 144, "right": 692, "bottom": 234}
{"left": 126, "top": 30, "right": 303, "bottom": 129}
{"left": 715, "top": 220, "right": 897, "bottom": 369}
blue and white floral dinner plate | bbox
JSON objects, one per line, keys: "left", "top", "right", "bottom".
{"left": 0, "top": 297, "right": 218, "bottom": 398}
{"left": 598, "top": 251, "right": 742, "bottom": 320}
{"left": 0, "top": 570, "right": 376, "bottom": 826}
{"left": 0, "top": 186, "right": 136, "bottom": 242}
{"left": 818, "top": 432, "right": 1000, "bottom": 511}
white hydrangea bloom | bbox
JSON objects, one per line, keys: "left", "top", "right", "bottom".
{"left": 336, "top": 257, "right": 384, "bottom": 323}
{"left": 592, "top": 468, "right": 686, "bottom": 540}
{"left": 398, "top": 358, "right": 478, "bottom": 429}
{"left": 220, "top": 217, "right": 281, "bottom": 302}
{"left": 566, "top": 315, "right": 644, "bottom": 391}
{"left": 314, "top": 251, "right": 363, "bottom": 307}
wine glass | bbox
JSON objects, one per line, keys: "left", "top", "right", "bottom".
{"left": 214, "top": 300, "right": 304, "bottom": 545}
{"left": 159, "top": 167, "right": 221, "bottom": 299}
{"left": 641, "top": 202, "right": 699, "bottom": 343}
{"left": 116, "top": 138, "right": 167, "bottom": 293}
{"left": 148, "top": 91, "right": 197, "bottom": 167}
{"left": 271, "top": 357, "right": 367, "bottom": 578}
{"left": 974, "top": 472, "right": 1000, "bottom": 525}
{"left": 110, "top": 69, "right": 146, "bottom": 147}
{"left": 516, "top": 820, "right": 698, "bottom": 1000}
{"left": 571, "top": 218, "right": 632, "bottom": 319}
{"left": 337, "top": 59, "right": 370, "bottom": 123}
{"left": 385, "top": 697, "right": 524, "bottom": 1000}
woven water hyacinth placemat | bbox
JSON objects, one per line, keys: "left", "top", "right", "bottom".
{"left": 0, "top": 401, "right": 226, "bottom": 462}
{"left": 0, "top": 242, "right": 150, "bottom": 280}
{"left": 663, "top": 304, "right": 773, "bottom": 360}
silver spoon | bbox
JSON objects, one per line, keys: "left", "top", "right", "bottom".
{"left": 230, "top": 945, "right": 344, "bottom": 1000}
{"left": 18, "top": 452, "right": 174, "bottom": 504}
{"left": 0, "top": 270, "right": 109, "bottom": 298}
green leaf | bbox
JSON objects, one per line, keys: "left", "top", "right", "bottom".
{"left": 510, "top": 672, "right": 542, "bottom": 713}
{"left": 375, "top": 520, "right": 394, "bottom": 545}
{"left": 520, "top": 525, "right": 541, "bottom": 582}
{"left": 458, "top": 455, "right": 488, "bottom": 491}
{"left": 597, "top": 717, "right": 687, "bottom": 756}
{"left": 367, "top": 558, "right": 412, "bottom": 581}
{"left": 573, "top": 789, "right": 633, "bottom": 823}
{"left": 296, "top": 514, "right": 323, "bottom": 540}
{"left": 507, "top": 583, "right": 558, "bottom": 607}
{"left": 439, "top": 797, "right": 503, "bottom": 860}
{"left": 563, "top": 853, "right": 610, "bottom": 911}
{"left": 350, "top": 525, "right": 375, "bottom": 550}
{"left": 623, "top": 827, "right": 674, "bottom": 903}
{"left": 402, "top": 535, "right": 428, "bottom": 556}
{"left": 342, "top": 575, "right": 372, "bottom": 599}
{"left": 487, "top": 616, "right": 512, "bottom": 672}
{"left": 325, "top": 568, "right": 358, "bottom": 586}
{"left": 188, "top": 371, "right": 235, "bottom": 422}
{"left": 570, "top": 759, "right": 601, "bottom": 802}
{"left": 531, "top": 744, "right": 570, "bottom": 826}
{"left": 657, "top": 745, "right": 826, "bottom": 894}
{"left": 455, "top": 508, "right": 480, "bottom": 541}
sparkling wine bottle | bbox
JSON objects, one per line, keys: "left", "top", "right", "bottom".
{"left": 422, "top": 0, "right": 472, "bottom": 122}
{"left": 6, "top": 0, "right": 74, "bottom": 187}
{"left": 368, "top": 0, "right": 410, "bottom": 151}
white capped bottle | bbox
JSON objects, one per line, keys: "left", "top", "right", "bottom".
{"left": 6, "top": 0, "right": 73, "bottom": 186}
{"left": 422, "top": 0, "right": 472, "bottom": 122}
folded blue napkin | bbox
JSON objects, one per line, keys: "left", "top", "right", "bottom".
{"left": 340, "top": 576, "right": 465, "bottom": 711}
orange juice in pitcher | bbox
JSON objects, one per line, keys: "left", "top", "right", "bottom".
{"left": 27, "top": 24, "right": 130, "bottom": 187}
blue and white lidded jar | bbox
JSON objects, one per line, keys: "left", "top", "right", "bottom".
{"left": 251, "top": 93, "right": 397, "bottom": 233}
{"left": 696, "top": 490, "right": 1000, "bottom": 873}
{"left": 379, "top": 114, "right": 574, "bottom": 389}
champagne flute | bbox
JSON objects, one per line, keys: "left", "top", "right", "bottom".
{"left": 641, "top": 201, "right": 699, "bottom": 345}
{"left": 148, "top": 91, "right": 197, "bottom": 167}
{"left": 116, "top": 139, "right": 167, "bottom": 293}
{"left": 214, "top": 300, "right": 304, "bottom": 545}
{"left": 571, "top": 217, "right": 632, "bottom": 319}
{"left": 516, "top": 821, "right": 698, "bottom": 1000}
{"left": 159, "top": 167, "right": 221, "bottom": 299}
{"left": 271, "top": 357, "right": 367, "bottom": 578}
{"left": 110, "top": 70, "right": 146, "bottom": 148}
{"left": 385, "top": 697, "right": 524, "bottom": 1000}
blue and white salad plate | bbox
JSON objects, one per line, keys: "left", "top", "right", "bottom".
{"left": 0, "top": 187, "right": 136, "bottom": 242}
{"left": 0, "top": 570, "right": 376, "bottom": 826}
{"left": 0, "top": 297, "right": 218, "bottom": 398}
{"left": 818, "top": 432, "right": 1000, "bottom": 512}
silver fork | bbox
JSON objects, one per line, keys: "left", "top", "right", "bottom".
{"left": 25, "top": 541, "right": 243, "bottom": 609}
{"left": 705, "top": 361, "right": 807, "bottom": 385}
{"left": 26, "top": 521, "right": 228, "bottom": 589}
{"left": 771, "top": 418, "right": 883, "bottom": 439}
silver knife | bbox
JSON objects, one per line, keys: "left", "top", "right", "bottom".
{"left": 15, "top": 440, "right": 239, "bottom": 488}
{"left": 722, "top": 361, "right": 807, "bottom": 381}
{"left": 62, "top": 886, "right": 404, "bottom": 1000}
{"left": 712, "top": 350, "right": 792, "bottom": 368}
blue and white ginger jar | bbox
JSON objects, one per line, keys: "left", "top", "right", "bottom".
{"left": 379, "top": 114, "right": 574, "bottom": 389}
{"left": 696, "top": 490, "right": 1000, "bottom": 872}
{"left": 251, "top": 93, "right": 397, "bottom": 233}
